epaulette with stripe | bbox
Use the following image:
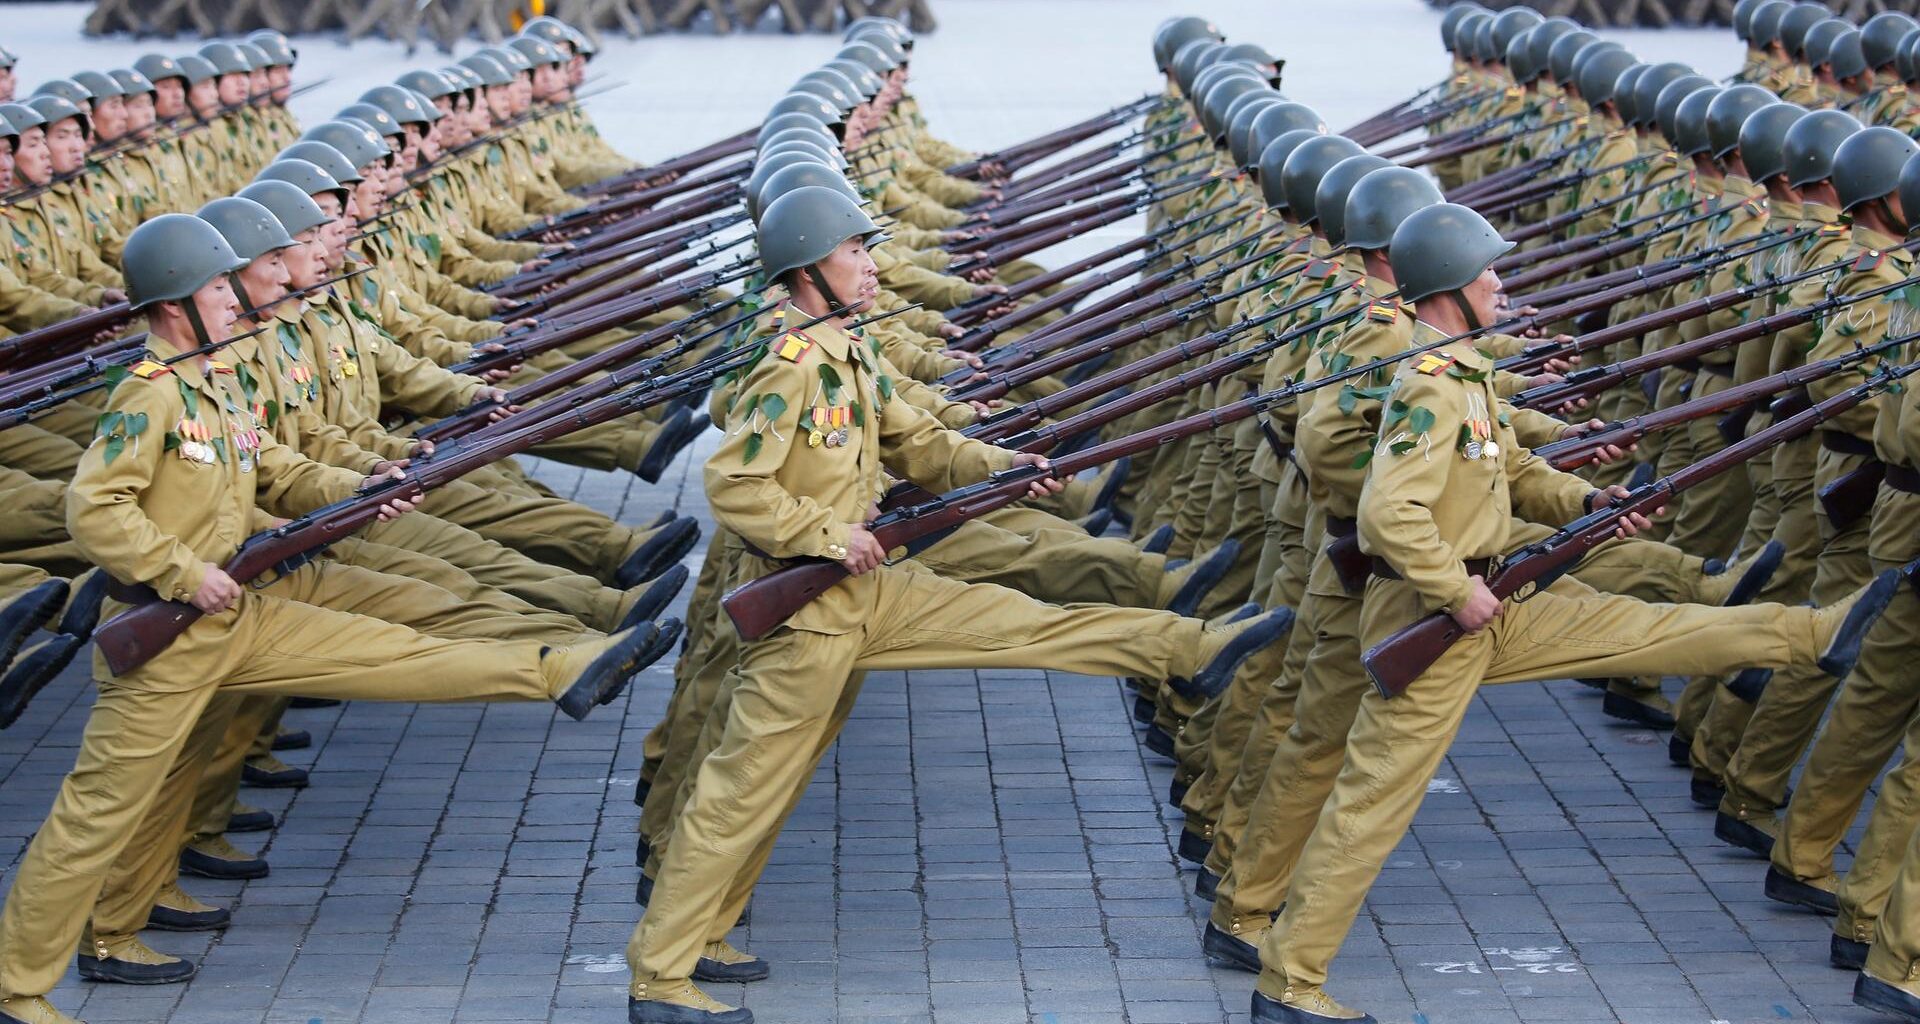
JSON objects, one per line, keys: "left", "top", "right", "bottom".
{"left": 1742, "top": 198, "right": 1766, "bottom": 218}
{"left": 1817, "top": 222, "right": 1848, "bottom": 238}
{"left": 1284, "top": 235, "right": 1313, "bottom": 255}
{"left": 1415, "top": 352, "right": 1455, "bottom": 376}
{"left": 1852, "top": 249, "right": 1886, "bottom": 272}
{"left": 1303, "top": 259, "right": 1335, "bottom": 280}
{"left": 130, "top": 359, "right": 170, "bottom": 379}
{"left": 1366, "top": 300, "right": 1398, "bottom": 323}
{"left": 773, "top": 330, "right": 816, "bottom": 362}
{"left": 209, "top": 360, "right": 235, "bottom": 375}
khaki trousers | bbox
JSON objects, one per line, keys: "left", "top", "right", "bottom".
{"left": 1256, "top": 576, "right": 1830, "bottom": 995}
{"left": 629, "top": 565, "right": 1211, "bottom": 987}
{"left": 0, "top": 559, "right": 566, "bottom": 999}
{"left": 1862, "top": 806, "right": 1920, "bottom": 991}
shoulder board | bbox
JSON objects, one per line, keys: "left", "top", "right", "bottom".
{"left": 773, "top": 330, "right": 816, "bottom": 362}
{"left": 1891, "top": 84, "right": 1908, "bottom": 96}
{"left": 130, "top": 359, "right": 170, "bottom": 379}
{"left": 209, "top": 360, "right": 235, "bottom": 375}
{"left": 1414, "top": 352, "right": 1456, "bottom": 376}
{"left": 1284, "top": 235, "right": 1313, "bottom": 254}
{"left": 1366, "top": 301, "right": 1398, "bottom": 323}
{"left": 1504, "top": 87, "right": 1524, "bottom": 100}
{"left": 1817, "top": 223, "right": 1848, "bottom": 237}
{"left": 1303, "top": 259, "right": 1335, "bottom": 280}
{"left": 1852, "top": 249, "right": 1886, "bottom": 272}
{"left": 1743, "top": 198, "right": 1766, "bottom": 218}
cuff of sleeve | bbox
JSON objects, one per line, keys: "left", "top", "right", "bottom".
{"left": 815, "top": 522, "right": 854, "bottom": 563}
{"left": 1492, "top": 371, "right": 1526, "bottom": 398}
{"left": 158, "top": 557, "right": 207, "bottom": 605}
{"left": 1434, "top": 572, "right": 1476, "bottom": 617}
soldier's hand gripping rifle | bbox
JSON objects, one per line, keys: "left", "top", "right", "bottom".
{"left": 1359, "top": 361, "right": 1918, "bottom": 699}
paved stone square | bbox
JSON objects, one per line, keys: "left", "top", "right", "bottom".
{"left": 0, "top": 1, "right": 1897, "bottom": 1022}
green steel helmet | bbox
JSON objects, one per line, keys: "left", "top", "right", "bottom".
{"left": 1576, "top": 47, "right": 1637, "bottom": 108}
{"left": 1631, "top": 63, "right": 1695, "bottom": 129}
{"left": 197, "top": 42, "right": 251, "bottom": 76}
{"left": 0, "top": 110, "right": 15, "bottom": 145}
{"left": 1257, "top": 129, "right": 1326, "bottom": 208}
{"left": 397, "top": 69, "right": 456, "bottom": 101}
{"left": 1828, "top": 29, "right": 1870, "bottom": 81}
{"left": 1450, "top": 11, "right": 1494, "bottom": 56}
{"left": 1901, "top": 30, "right": 1920, "bottom": 82}
{"left": 255, "top": 157, "right": 350, "bottom": 207}
{"left": 1897, "top": 150, "right": 1920, "bottom": 236}
{"left": 1192, "top": 62, "right": 1261, "bottom": 110}
{"left": 1566, "top": 41, "right": 1628, "bottom": 98}
{"left": 508, "top": 36, "right": 565, "bottom": 68}
{"left": 1280, "top": 135, "right": 1366, "bottom": 226}
{"left": 198, "top": 196, "right": 298, "bottom": 260}
{"left": 0, "top": 102, "right": 44, "bottom": 134}
{"left": 792, "top": 75, "right": 857, "bottom": 116}
{"left": 1673, "top": 87, "right": 1721, "bottom": 157}
{"left": 1749, "top": 0, "right": 1792, "bottom": 47}
{"left": 1200, "top": 75, "right": 1267, "bottom": 142}
{"left": 237, "top": 179, "right": 332, "bottom": 237}
{"left": 1802, "top": 19, "right": 1851, "bottom": 70}
{"left": 235, "top": 43, "right": 271, "bottom": 74}
{"left": 1172, "top": 39, "right": 1225, "bottom": 93}
{"left": 1833, "top": 126, "right": 1920, "bottom": 212}
{"left": 799, "top": 69, "right": 860, "bottom": 108}
{"left": 757, "top": 185, "right": 887, "bottom": 282}
{"left": 1525, "top": 17, "right": 1580, "bottom": 74}
{"left": 762, "top": 126, "right": 844, "bottom": 160}
{"left": 1315, "top": 154, "right": 1392, "bottom": 247}
{"left": 1469, "top": 14, "right": 1499, "bottom": 61}
{"left": 567, "top": 25, "right": 597, "bottom": 57}
{"left": 1655, "top": 74, "right": 1714, "bottom": 143}
{"left": 1507, "top": 29, "right": 1542, "bottom": 85}
{"left": 478, "top": 45, "right": 532, "bottom": 75}
{"left": 1217, "top": 43, "right": 1281, "bottom": 85}
{"left": 302, "top": 120, "right": 391, "bottom": 170}
{"left": 1783, "top": 108, "right": 1863, "bottom": 187}
{"left": 836, "top": 41, "right": 898, "bottom": 75}
{"left": 759, "top": 111, "right": 838, "bottom": 146}
{"left": 123, "top": 214, "right": 249, "bottom": 310}
{"left": 1226, "top": 94, "right": 1288, "bottom": 168}
{"left": 1245, "top": 102, "right": 1326, "bottom": 172}
{"left": 826, "top": 59, "right": 884, "bottom": 98}
{"left": 1343, "top": 166, "right": 1446, "bottom": 252}
{"left": 1546, "top": 30, "right": 1598, "bottom": 84}
{"left": 1489, "top": 7, "right": 1543, "bottom": 55}
{"left": 359, "top": 84, "right": 436, "bottom": 126}
{"left": 339, "top": 102, "right": 403, "bottom": 140}
{"left": 26, "top": 95, "right": 89, "bottom": 139}
{"left": 1612, "top": 65, "right": 1649, "bottom": 125}
{"left": 1707, "top": 84, "right": 1776, "bottom": 159}
{"left": 1390, "top": 203, "right": 1514, "bottom": 304}
{"left": 766, "top": 92, "right": 845, "bottom": 134}
{"left": 175, "top": 54, "right": 220, "bottom": 86}
{"left": 1739, "top": 102, "right": 1808, "bottom": 183}
{"left": 110, "top": 68, "right": 155, "bottom": 97}
{"left": 746, "top": 150, "right": 833, "bottom": 220}
{"left": 71, "top": 71, "right": 124, "bottom": 100}
{"left": 1440, "top": 3, "right": 1489, "bottom": 51}
{"left": 133, "top": 53, "right": 184, "bottom": 85}
{"left": 280, "top": 140, "right": 363, "bottom": 184}
{"left": 1734, "top": 0, "right": 1765, "bottom": 41}
{"left": 1779, "top": 2, "right": 1831, "bottom": 59}
{"left": 762, "top": 138, "right": 847, "bottom": 172}
{"left": 847, "top": 15, "right": 910, "bottom": 47}
{"left": 458, "top": 54, "right": 515, "bottom": 88}
{"left": 442, "top": 65, "right": 483, "bottom": 94}
{"left": 34, "top": 79, "right": 93, "bottom": 106}
{"left": 754, "top": 161, "right": 862, "bottom": 225}
{"left": 521, "top": 17, "right": 578, "bottom": 50}
{"left": 246, "top": 30, "right": 296, "bottom": 67}
{"left": 853, "top": 31, "right": 909, "bottom": 68}
{"left": 1864, "top": 13, "right": 1919, "bottom": 68}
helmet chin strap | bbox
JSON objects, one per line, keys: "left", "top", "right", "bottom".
{"left": 1448, "top": 289, "right": 1485, "bottom": 332}
{"left": 181, "top": 295, "right": 218, "bottom": 351}
{"left": 227, "top": 272, "right": 255, "bottom": 324}
{"left": 804, "top": 264, "right": 847, "bottom": 317}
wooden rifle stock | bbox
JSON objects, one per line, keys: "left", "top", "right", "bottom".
{"left": 0, "top": 302, "right": 136, "bottom": 372}
{"left": 947, "top": 95, "right": 1165, "bottom": 179}
{"left": 1360, "top": 365, "right": 1914, "bottom": 698}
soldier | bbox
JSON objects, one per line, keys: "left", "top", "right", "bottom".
{"left": 625, "top": 185, "right": 1293, "bottom": 1024}
{"left": 0, "top": 213, "right": 678, "bottom": 1024}
{"left": 1246, "top": 204, "right": 1899, "bottom": 1024}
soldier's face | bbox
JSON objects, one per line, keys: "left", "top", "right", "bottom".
{"left": 0, "top": 142, "right": 13, "bottom": 190}
{"left": 237, "top": 251, "right": 291, "bottom": 311}
{"left": 568, "top": 54, "right": 586, "bottom": 86}
{"left": 154, "top": 78, "right": 186, "bottom": 117}
{"left": 126, "top": 93, "right": 156, "bottom": 132}
{"left": 270, "top": 66, "right": 292, "bottom": 101}
{"left": 535, "top": 64, "right": 565, "bottom": 99}
{"left": 0, "top": 68, "right": 13, "bottom": 102}
{"left": 1466, "top": 265, "right": 1503, "bottom": 325}
{"left": 817, "top": 237, "right": 879, "bottom": 313}
{"left": 466, "top": 95, "right": 491, "bottom": 133}
{"left": 188, "top": 79, "right": 219, "bottom": 118}
{"left": 46, "top": 119, "right": 87, "bottom": 175}
{"left": 13, "top": 126, "right": 48, "bottom": 184}
{"left": 283, "top": 229, "right": 325, "bottom": 288}
{"left": 186, "top": 276, "right": 240, "bottom": 344}
{"left": 250, "top": 69, "right": 270, "bottom": 102}
{"left": 418, "top": 119, "right": 442, "bottom": 161}
{"left": 511, "top": 75, "right": 532, "bottom": 112}
{"left": 312, "top": 194, "right": 349, "bottom": 266}
{"left": 216, "top": 72, "right": 248, "bottom": 107}
{"left": 92, "top": 96, "right": 127, "bottom": 143}
{"left": 353, "top": 172, "right": 383, "bottom": 218}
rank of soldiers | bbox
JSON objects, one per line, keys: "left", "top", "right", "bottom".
{"left": 1, "top": 4, "right": 1919, "bottom": 1024}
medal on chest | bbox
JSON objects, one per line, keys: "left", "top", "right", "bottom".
{"left": 809, "top": 404, "right": 851, "bottom": 449}
{"left": 1461, "top": 391, "right": 1499, "bottom": 461}
{"left": 176, "top": 416, "right": 217, "bottom": 464}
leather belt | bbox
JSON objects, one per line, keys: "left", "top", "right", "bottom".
{"left": 1326, "top": 515, "right": 1356, "bottom": 538}
{"left": 1370, "top": 556, "right": 1492, "bottom": 581}
{"left": 1822, "top": 430, "right": 1877, "bottom": 457}
{"left": 1674, "top": 357, "right": 1734, "bottom": 377}
{"left": 103, "top": 579, "right": 155, "bottom": 604}
{"left": 1886, "top": 462, "right": 1920, "bottom": 496}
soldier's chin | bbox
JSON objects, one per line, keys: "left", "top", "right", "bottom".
{"left": 851, "top": 293, "right": 877, "bottom": 314}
